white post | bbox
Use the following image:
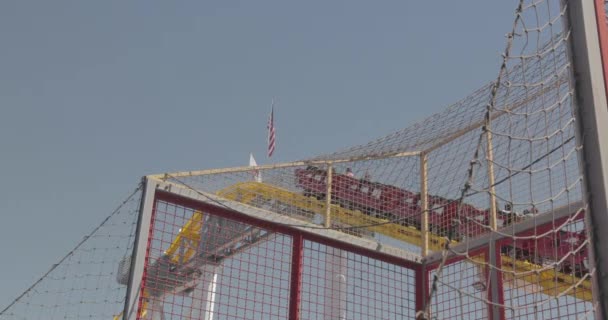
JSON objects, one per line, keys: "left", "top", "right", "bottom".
{"left": 323, "top": 164, "right": 346, "bottom": 319}
{"left": 123, "top": 177, "right": 157, "bottom": 320}
{"left": 324, "top": 247, "right": 347, "bottom": 320}
{"left": 485, "top": 115, "right": 501, "bottom": 320}
{"left": 145, "top": 299, "right": 166, "bottom": 320}
{"left": 486, "top": 130, "right": 498, "bottom": 231}
{"left": 420, "top": 153, "right": 429, "bottom": 256}
{"left": 189, "top": 265, "right": 222, "bottom": 320}
{"left": 325, "top": 164, "right": 333, "bottom": 228}
{"left": 566, "top": 1, "right": 608, "bottom": 317}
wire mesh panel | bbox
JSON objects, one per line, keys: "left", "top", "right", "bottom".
{"left": 162, "top": 159, "right": 429, "bottom": 256}
{"left": 0, "top": 187, "right": 142, "bottom": 320}
{"left": 130, "top": 188, "right": 422, "bottom": 320}
{"left": 429, "top": 252, "right": 489, "bottom": 320}
{"left": 149, "top": 1, "right": 606, "bottom": 318}
{"left": 136, "top": 198, "right": 293, "bottom": 320}
{"left": 499, "top": 222, "right": 595, "bottom": 319}
{"left": 144, "top": 1, "right": 606, "bottom": 318}
{"left": 299, "top": 240, "right": 417, "bottom": 319}
{"left": 419, "top": 1, "right": 602, "bottom": 319}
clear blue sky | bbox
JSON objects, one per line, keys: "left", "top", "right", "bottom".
{"left": 0, "top": 0, "right": 517, "bottom": 308}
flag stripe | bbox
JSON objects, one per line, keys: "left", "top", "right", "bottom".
{"left": 267, "top": 103, "right": 275, "bottom": 157}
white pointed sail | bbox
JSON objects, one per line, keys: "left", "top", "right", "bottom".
{"left": 249, "top": 153, "right": 262, "bottom": 182}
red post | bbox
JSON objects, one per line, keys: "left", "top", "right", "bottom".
{"left": 487, "top": 243, "right": 505, "bottom": 320}
{"left": 494, "top": 242, "right": 506, "bottom": 320}
{"left": 289, "top": 234, "right": 304, "bottom": 320}
{"left": 135, "top": 199, "right": 157, "bottom": 320}
{"left": 415, "top": 263, "right": 427, "bottom": 317}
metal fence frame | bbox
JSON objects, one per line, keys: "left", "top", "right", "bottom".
{"left": 122, "top": 177, "right": 424, "bottom": 320}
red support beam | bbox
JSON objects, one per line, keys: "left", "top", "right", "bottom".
{"left": 485, "top": 243, "right": 505, "bottom": 320}
{"left": 493, "top": 242, "right": 506, "bottom": 320}
{"left": 289, "top": 234, "right": 304, "bottom": 320}
{"left": 154, "top": 189, "right": 421, "bottom": 269}
{"left": 135, "top": 199, "right": 157, "bottom": 320}
{"left": 415, "top": 264, "right": 427, "bottom": 318}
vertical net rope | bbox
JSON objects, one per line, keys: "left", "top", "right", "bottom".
{"left": 0, "top": 185, "right": 142, "bottom": 320}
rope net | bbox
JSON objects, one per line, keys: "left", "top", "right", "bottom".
{"left": 0, "top": 186, "right": 142, "bottom": 320}
{"left": 1, "top": 1, "right": 606, "bottom": 319}
{"left": 158, "top": 0, "right": 602, "bottom": 318}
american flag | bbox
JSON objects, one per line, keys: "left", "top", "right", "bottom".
{"left": 267, "top": 101, "right": 276, "bottom": 158}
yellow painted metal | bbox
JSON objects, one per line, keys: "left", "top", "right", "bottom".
{"left": 217, "top": 181, "right": 451, "bottom": 252}
{"left": 217, "top": 181, "right": 592, "bottom": 302}
{"left": 117, "top": 180, "right": 592, "bottom": 319}
{"left": 114, "top": 294, "right": 148, "bottom": 320}
{"left": 500, "top": 256, "right": 593, "bottom": 301}
{"left": 163, "top": 211, "right": 204, "bottom": 265}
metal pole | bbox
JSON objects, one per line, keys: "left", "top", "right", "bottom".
{"left": 189, "top": 265, "right": 222, "bottom": 320}
{"left": 486, "top": 130, "right": 498, "bottom": 231}
{"left": 415, "top": 264, "right": 428, "bottom": 319}
{"left": 420, "top": 153, "right": 429, "bottom": 256}
{"left": 566, "top": 0, "right": 608, "bottom": 317}
{"left": 146, "top": 299, "right": 165, "bottom": 320}
{"left": 123, "top": 177, "right": 157, "bottom": 320}
{"left": 289, "top": 234, "right": 304, "bottom": 320}
{"left": 324, "top": 246, "right": 347, "bottom": 320}
{"left": 485, "top": 118, "right": 502, "bottom": 320}
{"left": 150, "top": 151, "right": 421, "bottom": 180}
{"left": 325, "top": 164, "right": 333, "bottom": 228}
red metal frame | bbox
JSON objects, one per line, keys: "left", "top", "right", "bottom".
{"left": 289, "top": 234, "right": 303, "bottom": 320}
{"left": 136, "top": 198, "right": 158, "bottom": 320}
{"left": 425, "top": 247, "right": 489, "bottom": 319}
{"left": 425, "top": 247, "right": 488, "bottom": 271}
{"left": 415, "top": 264, "right": 428, "bottom": 317}
{"left": 153, "top": 189, "right": 421, "bottom": 269}
{"left": 596, "top": 0, "right": 608, "bottom": 108}
{"left": 140, "top": 189, "right": 422, "bottom": 319}
{"left": 491, "top": 241, "right": 506, "bottom": 320}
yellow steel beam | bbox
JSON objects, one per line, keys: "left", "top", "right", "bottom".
{"left": 217, "top": 181, "right": 592, "bottom": 302}
{"left": 217, "top": 182, "right": 452, "bottom": 252}
{"left": 133, "top": 179, "right": 591, "bottom": 320}
{"left": 500, "top": 256, "right": 593, "bottom": 301}
{"left": 163, "top": 211, "right": 204, "bottom": 265}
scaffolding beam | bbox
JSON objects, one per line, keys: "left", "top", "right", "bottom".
{"left": 123, "top": 178, "right": 157, "bottom": 320}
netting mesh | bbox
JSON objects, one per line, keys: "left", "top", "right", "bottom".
{"left": 153, "top": 0, "right": 601, "bottom": 318}
{"left": 141, "top": 199, "right": 293, "bottom": 320}
{"left": 0, "top": 186, "right": 142, "bottom": 320}
{"left": 130, "top": 195, "right": 419, "bottom": 320}
{"left": 300, "top": 241, "right": 416, "bottom": 319}
{"left": 2, "top": 0, "right": 607, "bottom": 319}
{"left": 429, "top": 252, "right": 489, "bottom": 319}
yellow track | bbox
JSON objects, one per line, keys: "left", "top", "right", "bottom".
{"left": 158, "top": 181, "right": 592, "bottom": 309}
{"left": 217, "top": 182, "right": 452, "bottom": 251}
{"left": 500, "top": 256, "right": 592, "bottom": 301}
{"left": 164, "top": 211, "right": 204, "bottom": 265}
